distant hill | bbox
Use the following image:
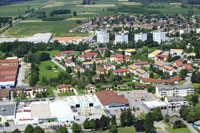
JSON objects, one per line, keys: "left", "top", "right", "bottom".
{"left": 129, "top": 0, "right": 200, "bottom": 5}
{"left": 0, "top": 0, "right": 33, "bottom": 6}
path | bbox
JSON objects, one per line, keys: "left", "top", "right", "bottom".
{"left": 51, "top": 58, "right": 66, "bottom": 71}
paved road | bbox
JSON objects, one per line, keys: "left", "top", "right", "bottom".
{"left": 16, "top": 62, "right": 29, "bottom": 88}
{"left": 51, "top": 58, "right": 66, "bottom": 71}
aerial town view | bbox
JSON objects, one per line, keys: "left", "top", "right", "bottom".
{"left": 1, "top": 0, "right": 200, "bottom": 133}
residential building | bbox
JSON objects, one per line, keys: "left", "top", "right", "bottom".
{"left": 0, "top": 89, "right": 10, "bottom": 101}
{"left": 83, "top": 61, "right": 93, "bottom": 69}
{"left": 170, "top": 49, "right": 184, "bottom": 57}
{"left": 97, "top": 31, "right": 109, "bottom": 43}
{"left": 96, "top": 66, "right": 106, "bottom": 74}
{"left": 74, "top": 66, "right": 84, "bottom": 73}
{"left": 61, "top": 50, "right": 75, "bottom": 56}
{"left": 65, "top": 60, "right": 75, "bottom": 67}
{"left": 104, "top": 62, "right": 115, "bottom": 70}
{"left": 57, "top": 84, "right": 73, "bottom": 93}
{"left": 85, "top": 84, "right": 96, "bottom": 93}
{"left": 134, "top": 33, "right": 147, "bottom": 43}
{"left": 115, "top": 33, "right": 128, "bottom": 44}
{"left": 114, "top": 68, "right": 129, "bottom": 76}
{"left": 117, "top": 84, "right": 129, "bottom": 89}
{"left": 55, "top": 53, "right": 64, "bottom": 61}
{"left": 153, "top": 31, "right": 166, "bottom": 44}
{"left": 148, "top": 50, "right": 163, "bottom": 59}
{"left": 95, "top": 90, "right": 129, "bottom": 109}
{"left": 155, "top": 85, "right": 194, "bottom": 98}
{"left": 95, "top": 47, "right": 107, "bottom": 54}
{"left": 101, "top": 85, "right": 112, "bottom": 90}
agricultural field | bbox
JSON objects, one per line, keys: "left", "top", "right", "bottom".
{"left": 0, "top": 0, "right": 48, "bottom": 17}
{"left": 1, "top": 0, "right": 200, "bottom": 37}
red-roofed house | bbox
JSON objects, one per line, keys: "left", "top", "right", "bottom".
{"left": 184, "top": 64, "right": 193, "bottom": 71}
{"left": 175, "top": 60, "right": 183, "bottom": 68}
{"left": 114, "top": 68, "right": 129, "bottom": 76}
{"left": 57, "top": 84, "right": 73, "bottom": 93}
{"left": 141, "top": 78, "right": 162, "bottom": 84}
{"left": 95, "top": 90, "right": 129, "bottom": 109}
{"left": 134, "top": 61, "right": 149, "bottom": 68}
{"left": 0, "top": 59, "right": 19, "bottom": 66}
{"left": 61, "top": 50, "right": 75, "bottom": 56}
{"left": 55, "top": 53, "right": 64, "bottom": 61}
{"left": 96, "top": 66, "right": 106, "bottom": 74}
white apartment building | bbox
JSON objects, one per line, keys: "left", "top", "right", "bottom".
{"left": 153, "top": 31, "right": 166, "bottom": 44}
{"left": 96, "top": 31, "right": 109, "bottom": 44}
{"left": 115, "top": 33, "right": 128, "bottom": 44}
{"left": 134, "top": 33, "right": 147, "bottom": 43}
{"left": 156, "top": 85, "right": 194, "bottom": 98}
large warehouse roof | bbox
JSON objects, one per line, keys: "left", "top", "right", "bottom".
{"left": 95, "top": 90, "right": 129, "bottom": 106}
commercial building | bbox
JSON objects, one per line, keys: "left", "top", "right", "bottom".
{"left": 96, "top": 31, "right": 109, "bottom": 44}
{"left": 0, "top": 103, "right": 16, "bottom": 123}
{"left": 134, "top": 33, "right": 147, "bottom": 43}
{"left": 66, "top": 94, "right": 101, "bottom": 108}
{"left": 164, "top": 96, "right": 188, "bottom": 110}
{"left": 153, "top": 31, "right": 166, "bottom": 44}
{"left": 115, "top": 33, "right": 128, "bottom": 44}
{"left": 95, "top": 90, "right": 129, "bottom": 109}
{"left": 143, "top": 100, "right": 167, "bottom": 111}
{"left": 155, "top": 85, "right": 194, "bottom": 98}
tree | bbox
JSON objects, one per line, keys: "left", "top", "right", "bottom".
{"left": 25, "top": 124, "right": 34, "bottom": 133}
{"left": 12, "top": 129, "right": 21, "bottom": 133}
{"left": 100, "top": 115, "right": 108, "bottom": 131}
{"left": 180, "top": 69, "right": 187, "bottom": 79}
{"left": 105, "top": 49, "right": 111, "bottom": 57}
{"left": 191, "top": 72, "right": 197, "bottom": 83}
{"left": 152, "top": 107, "right": 163, "bottom": 121}
{"left": 4, "top": 122, "right": 9, "bottom": 127}
{"left": 90, "top": 119, "right": 96, "bottom": 130}
{"left": 126, "top": 108, "right": 134, "bottom": 126}
{"left": 93, "top": 61, "right": 96, "bottom": 71}
{"left": 120, "top": 111, "right": 126, "bottom": 127}
{"left": 144, "top": 112, "right": 155, "bottom": 133}
{"left": 73, "top": 11, "right": 77, "bottom": 16}
{"left": 33, "top": 126, "right": 44, "bottom": 133}
{"left": 58, "top": 126, "right": 68, "bottom": 133}
{"left": 111, "top": 115, "right": 116, "bottom": 125}
{"left": 71, "top": 123, "right": 81, "bottom": 133}
{"left": 191, "top": 95, "right": 199, "bottom": 105}
{"left": 95, "top": 119, "right": 101, "bottom": 130}
{"left": 134, "top": 119, "right": 145, "bottom": 132}
{"left": 109, "top": 125, "right": 118, "bottom": 133}
{"left": 83, "top": 119, "right": 90, "bottom": 129}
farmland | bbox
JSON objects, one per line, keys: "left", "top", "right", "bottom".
{"left": 1, "top": 0, "right": 200, "bottom": 37}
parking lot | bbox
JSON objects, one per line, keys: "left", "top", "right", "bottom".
{"left": 117, "top": 90, "right": 155, "bottom": 116}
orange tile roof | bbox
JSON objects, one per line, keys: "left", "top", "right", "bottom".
{"left": 175, "top": 60, "right": 183, "bottom": 67}
{"left": 184, "top": 64, "right": 193, "bottom": 71}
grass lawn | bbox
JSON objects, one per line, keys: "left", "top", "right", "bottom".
{"left": 103, "top": 127, "right": 136, "bottom": 133}
{"left": 75, "top": 88, "right": 85, "bottom": 94}
{"left": 163, "top": 121, "right": 191, "bottom": 133}
{"left": 37, "top": 50, "right": 61, "bottom": 57}
{"left": 37, "top": 60, "right": 63, "bottom": 85}
{"left": 190, "top": 83, "right": 200, "bottom": 88}
{"left": 58, "top": 91, "right": 75, "bottom": 96}
{"left": 0, "top": 20, "right": 81, "bottom": 37}
{"left": 178, "top": 80, "right": 187, "bottom": 85}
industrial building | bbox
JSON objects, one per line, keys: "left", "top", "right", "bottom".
{"left": 134, "top": 33, "right": 147, "bottom": 43}
{"left": 96, "top": 31, "right": 109, "bottom": 44}
{"left": 153, "top": 31, "right": 166, "bottom": 44}
{"left": 0, "top": 58, "right": 19, "bottom": 88}
{"left": 18, "top": 33, "right": 52, "bottom": 43}
{"left": 115, "top": 33, "right": 128, "bottom": 44}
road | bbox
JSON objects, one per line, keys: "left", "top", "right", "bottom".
{"left": 16, "top": 61, "right": 29, "bottom": 88}
{"left": 51, "top": 58, "right": 66, "bottom": 71}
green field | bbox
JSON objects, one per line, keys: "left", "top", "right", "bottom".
{"left": 2, "top": 0, "right": 200, "bottom": 37}
{"left": 37, "top": 60, "right": 63, "bottom": 85}
{"left": 103, "top": 127, "right": 136, "bottom": 133}
{"left": 58, "top": 91, "right": 75, "bottom": 96}
{"left": 37, "top": 50, "right": 61, "bottom": 57}
{"left": 163, "top": 121, "right": 191, "bottom": 133}
{"left": 0, "top": 0, "right": 48, "bottom": 17}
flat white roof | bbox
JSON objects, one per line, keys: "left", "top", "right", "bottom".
{"left": 66, "top": 94, "right": 100, "bottom": 105}
{"left": 31, "top": 102, "right": 51, "bottom": 119}
{"left": 0, "top": 38, "right": 18, "bottom": 43}
{"left": 143, "top": 100, "right": 167, "bottom": 109}
{"left": 49, "top": 101, "right": 73, "bottom": 117}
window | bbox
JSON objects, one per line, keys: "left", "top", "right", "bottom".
{"left": 89, "top": 103, "right": 93, "bottom": 107}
